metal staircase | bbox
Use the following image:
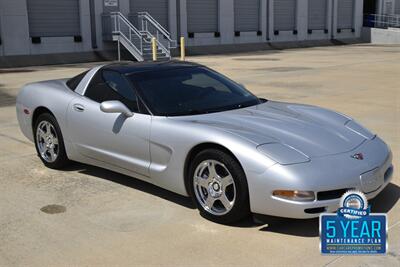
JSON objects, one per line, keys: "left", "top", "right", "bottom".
{"left": 109, "top": 12, "right": 177, "bottom": 62}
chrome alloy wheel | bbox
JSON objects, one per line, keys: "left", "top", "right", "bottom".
{"left": 193, "top": 160, "right": 236, "bottom": 216}
{"left": 36, "top": 121, "right": 59, "bottom": 163}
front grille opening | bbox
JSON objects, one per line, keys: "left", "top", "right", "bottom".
{"left": 317, "top": 188, "right": 351, "bottom": 201}
{"left": 384, "top": 166, "right": 393, "bottom": 182}
{"left": 304, "top": 207, "right": 326, "bottom": 214}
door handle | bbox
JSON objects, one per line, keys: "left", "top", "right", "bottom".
{"left": 73, "top": 103, "right": 85, "bottom": 112}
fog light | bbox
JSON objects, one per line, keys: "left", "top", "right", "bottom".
{"left": 273, "top": 190, "right": 315, "bottom": 202}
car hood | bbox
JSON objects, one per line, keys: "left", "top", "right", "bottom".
{"left": 175, "top": 101, "right": 368, "bottom": 158}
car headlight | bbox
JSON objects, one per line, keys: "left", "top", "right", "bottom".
{"left": 273, "top": 190, "right": 315, "bottom": 202}
{"left": 345, "top": 120, "right": 375, "bottom": 140}
{"left": 257, "top": 143, "right": 310, "bottom": 165}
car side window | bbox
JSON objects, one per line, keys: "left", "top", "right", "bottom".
{"left": 66, "top": 70, "right": 89, "bottom": 91}
{"left": 102, "top": 71, "right": 136, "bottom": 102}
{"left": 84, "top": 71, "right": 109, "bottom": 103}
{"left": 84, "top": 70, "right": 139, "bottom": 113}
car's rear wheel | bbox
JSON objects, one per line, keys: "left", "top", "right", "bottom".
{"left": 188, "top": 149, "right": 250, "bottom": 224}
{"left": 34, "top": 113, "right": 70, "bottom": 169}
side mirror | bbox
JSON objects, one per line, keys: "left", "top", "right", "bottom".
{"left": 100, "top": 100, "right": 133, "bottom": 117}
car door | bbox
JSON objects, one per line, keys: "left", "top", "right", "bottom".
{"left": 67, "top": 69, "right": 151, "bottom": 177}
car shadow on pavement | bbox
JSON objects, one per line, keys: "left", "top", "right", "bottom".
{"left": 63, "top": 162, "right": 196, "bottom": 209}
{"left": 370, "top": 182, "right": 400, "bottom": 213}
{"left": 62, "top": 162, "right": 400, "bottom": 236}
{"left": 255, "top": 217, "right": 319, "bottom": 237}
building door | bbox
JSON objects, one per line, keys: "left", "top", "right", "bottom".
{"left": 337, "top": 0, "right": 355, "bottom": 30}
{"left": 130, "top": 0, "right": 169, "bottom": 30}
{"left": 187, "top": 0, "right": 219, "bottom": 34}
{"left": 308, "top": 0, "right": 328, "bottom": 31}
{"left": 26, "top": 0, "right": 80, "bottom": 37}
{"left": 274, "top": 0, "right": 297, "bottom": 32}
{"left": 234, "top": 0, "right": 260, "bottom": 32}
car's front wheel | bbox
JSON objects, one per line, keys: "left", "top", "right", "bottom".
{"left": 34, "top": 113, "right": 70, "bottom": 169}
{"left": 188, "top": 149, "right": 250, "bottom": 224}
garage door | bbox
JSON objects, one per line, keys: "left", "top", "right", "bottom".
{"left": 130, "top": 0, "right": 169, "bottom": 29}
{"left": 274, "top": 0, "right": 297, "bottom": 31}
{"left": 26, "top": 0, "right": 80, "bottom": 37}
{"left": 395, "top": 0, "right": 400, "bottom": 14}
{"left": 187, "top": 0, "right": 218, "bottom": 33}
{"left": 308, "top": 0, "right": 327, "bottom": 30}
{"left": 337, "top": 0, "right": 354, "bottom": 29}
{"left": 234, "top": 0, "right": 260, "bottom": 32}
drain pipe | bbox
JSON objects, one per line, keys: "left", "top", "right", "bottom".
{"left": 331, "top": 0, "right": 335, "bottom": 40}
{"left": 266, "top": 0, "right": 269, "bottom": 41}
{"left": 89, "top": 0, "right": 98, "bottom": 49}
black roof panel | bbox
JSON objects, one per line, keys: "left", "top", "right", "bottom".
{"left": 102, "top": 60, "right": 201, "bottom": 75}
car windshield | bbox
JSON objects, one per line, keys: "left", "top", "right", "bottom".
{"left": 128, "top": 67, "right": 261, "bottom": 116}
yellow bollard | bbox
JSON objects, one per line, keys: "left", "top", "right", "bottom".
{"left": 180, "top": 37, "right": 185, "bottom": 61}
{"left": 152, "top": 37, "right": 157, "bottom": 61}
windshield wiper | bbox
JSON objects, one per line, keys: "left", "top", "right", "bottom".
{"left": 167, "top": 109, "right": 208, "bottom": 116}
{"left": 168, "top": 101, "right": 260, "bottom": 116}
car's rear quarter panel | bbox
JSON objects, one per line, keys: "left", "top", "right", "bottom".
{"left": 16, "top": 79, "right": 77, "bottom": 147}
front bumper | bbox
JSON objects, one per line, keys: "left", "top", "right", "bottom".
{"left": 247, "top": 136, "right": 393, "bottom": 219}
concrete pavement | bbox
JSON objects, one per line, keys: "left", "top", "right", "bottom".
{"left": 0, "top": 44, "right": 399, "bottom": 266}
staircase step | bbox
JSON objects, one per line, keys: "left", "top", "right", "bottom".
{"left": 143, "top": 52, "right": 166, "bottom": 56}
{"left": 143, "top": 51, "right": 167, "bottom": 55}
{"left": 110, "top": 14, "right": 175, "bottom": 62}
{"left": 143, "top": 48, "right": 163, "bottom": 52}
{"left": 143, "top": 54, "right": 165, "bottom": 56}
{"left": 143, "top": 54, "right": 167, "bottom": 58}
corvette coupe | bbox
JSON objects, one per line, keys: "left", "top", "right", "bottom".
{"left": 16, "top": 61, "right": 393, "bottom": 223}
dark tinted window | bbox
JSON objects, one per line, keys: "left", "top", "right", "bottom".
{"left": 66, "top": 70, "right": 89, "bottom": 91}
{"left": 128, "top": 67, "right": 261, "bottom": 116}
{"left": 84, "top": 71, "right": 108, "bottom": 102}
{"left": 103, "top": 70, "right": 137, "bottom": 102}
{"left": 85, "top": 70, "right": 139, "bottom": 112}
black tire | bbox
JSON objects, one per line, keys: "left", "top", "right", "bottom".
{"left": 33, "top": 113, "right": 70, "bottom": 169}
{"left": 188, "top": 149, "right": 250, "bottom": 224}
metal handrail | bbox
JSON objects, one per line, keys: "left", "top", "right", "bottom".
{"left": 120, "top": 30, "right": 143, "bottom": 57}
{"left": 138, "top": 11, "right": 177, "bottom": 50}
{"left": 138, "top": 11, "right": 172, "bottom": 41}
{"left": 110, "top": 12, "right": 143, "bottom": 56}
{"left": 366, "top": 13, "right": 400, "bottom": 28}
{"left": 110, "top": 12, "right": 142, "bottom": 37}
{"left": 107, "top": 11, "right": 175, "bottom": 61}
{"left": 144, "top": 31, "right": 170, "bottom": 56}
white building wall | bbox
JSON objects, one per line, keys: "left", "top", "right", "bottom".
{"left": 0, "top": 0, "right": 364, "bottom": 57}
{"left": 0, "top": 0, "right": 96, "bottom": 56}
{"left": 169, "top": 0, "right": 178, "bottom": 41}
{"left": 0, "top": 0, "right": 30, "bottom": 56}
{"left": 260, "top": 0, "right": 268, "bottom": 41}
{"left": 220, "top": 0, "right": 234, "bottom": 44}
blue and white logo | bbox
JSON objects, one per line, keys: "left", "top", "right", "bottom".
{"left": 338, "top": 191, "right": 370, "bottom": 219}
{"left": 320, "top": 190, "right": 387, "bottom": 255}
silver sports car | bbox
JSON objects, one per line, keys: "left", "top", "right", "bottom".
{"left": 16, "top": 61, "right": 393, "bottom": 223}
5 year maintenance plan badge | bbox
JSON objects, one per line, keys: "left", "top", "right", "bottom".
{"left": 320, "top": 190, "right": 387, "bottom": 255}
